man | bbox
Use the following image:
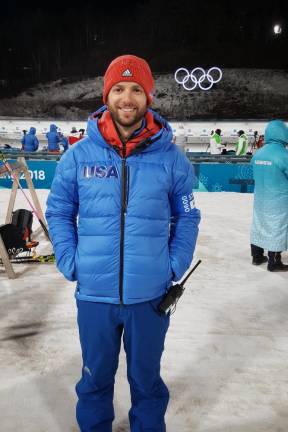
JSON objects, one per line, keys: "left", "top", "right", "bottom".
{"left": 250, "top": 119, "right": 288, "bottom": 271}
{"left": 68, "top": 126, "right": 81, "bottom": 145}
{"left": 173, "top": 123, "right": 187, "bottom": 152}
{"left": 46, "top": 124, "right": 61, "bottom": 153}
{"left": 58, "top": 131, "right": 69, "bottom": 152}
{"left": 21, "top": 126, "right": 39, "bottom": 152}
{"left": 235, "top": 129, "right": 248, "bottom": 156}
{"left": 256, "top": 134, "right": 264, "bottom": 149}
{"left": 46, "top": 54, "right": 201, "bottom": 431}
{"left": 209, "top": 128, "right": 225, "bottom": 154}
{"left": 79, "top": 128, "right": 85, "bottom": 139}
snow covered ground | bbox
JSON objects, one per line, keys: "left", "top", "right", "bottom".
{"left": 0, "top": 189, "right": 288, "bottom": 432}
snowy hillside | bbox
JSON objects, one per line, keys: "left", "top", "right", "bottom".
{"left": 0, "top": 69, "right": 288, "bottom": 120}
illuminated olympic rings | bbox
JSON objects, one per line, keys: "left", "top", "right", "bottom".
{"left": 174, "top": 67, "right": 222, "bottom": 91}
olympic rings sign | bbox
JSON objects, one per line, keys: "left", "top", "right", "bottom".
{"left": 174, "top": 67, "right": 222, "bottom": 91}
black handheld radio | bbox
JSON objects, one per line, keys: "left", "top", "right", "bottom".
{"left": 158, "top": 259, "right": 201, "bottom": 314}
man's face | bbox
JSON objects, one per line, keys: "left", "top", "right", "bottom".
{"left": 106, "top": 81, "right": 148, "bottom": 128}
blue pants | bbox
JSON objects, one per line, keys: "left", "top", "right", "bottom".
{"left": 76, "top": 297, "right": 170, "bottom": 432}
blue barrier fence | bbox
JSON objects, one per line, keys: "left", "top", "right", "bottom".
{"left": 0, "top": 160, "right": 254, "bottom": 193}
{"left": 193, "top": 163, "right": 254, "bottom": 192}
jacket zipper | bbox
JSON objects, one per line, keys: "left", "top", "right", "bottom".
{"left": 119, "top": 143, "right": 127, "bottom": 304}
{"left": 117, "top": 135, "right": 159, "bottom": 303}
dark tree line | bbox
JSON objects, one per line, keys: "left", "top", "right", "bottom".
{"left": 0, "top": 0, "right": 287, "bottom": 94}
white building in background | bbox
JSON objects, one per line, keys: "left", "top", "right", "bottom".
{"left": 0, "top": 117, "right": 286, "bottom": 152}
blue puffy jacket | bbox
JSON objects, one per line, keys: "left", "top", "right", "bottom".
{"left": 46, "top": 124, "right": 60, "bottom": 151}
{"left": 250, "top": 120, "right": 288, "bottom": 251}
{"left": 46, "top": 108, "right": 201, "bottom": 305}
{"left": 21, "top": 127, "right": 39, "bottom": 152}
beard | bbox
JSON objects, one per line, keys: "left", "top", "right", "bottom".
{"left": 107, "top": 104, "right": 147, "bottom": 129}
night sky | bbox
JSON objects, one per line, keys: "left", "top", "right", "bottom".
{"left": 0, "top": 0, "right": 288, "bottom": 94}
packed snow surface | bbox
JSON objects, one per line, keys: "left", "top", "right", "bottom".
{"left": 0, "top": 190, "right": 287, "bottom": 432}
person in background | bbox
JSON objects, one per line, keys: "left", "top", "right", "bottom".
{"left": 58, "top": 132, "right": 69, "bottom": 152}
{"left": 46, "top": 124, "right": 61, "bottom": 153}
{"left": 21, "top": 127, "right": 39, "bottom": 152}
{"left": 173, "top": 123, "right": 187, "bottom": 152}
{"left": 79, "top": 128, "right": 85, "bottom": 139}
{"left": 209, "top": 129, "right": 225, "bottom": 154}
{"left": 68, "top": 127, "right": 81, "bottom": 145}
{"left": 247, "top": 131, "right": 257, "bottom": 154}
{"left": 256, "top": 134, "right": 265, "bottom": 149}
{"left": 46, "top": 54, "right": 201, "bottom": 432}
{"left": 235, "top": 130, "right": 248, "bottom": 156}
{"left": 250, "top": 119, "right": 288, "bottom": 271}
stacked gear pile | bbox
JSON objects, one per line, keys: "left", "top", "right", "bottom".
{"left": 0, "top": 209, "right": 36, "bottom": 255}
{"left": 0, "top": 208, "right": 55, "bottom": 265}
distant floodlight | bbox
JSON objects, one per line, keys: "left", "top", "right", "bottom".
{"left": 273, "top": 24, "right": 282, "bottom": 34}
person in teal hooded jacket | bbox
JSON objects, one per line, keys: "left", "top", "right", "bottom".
{"left": 250, "top": 120, "right": 288, "bottom": 271}
{"left": 46, "top": 55, "right": 201, "bottom": 432}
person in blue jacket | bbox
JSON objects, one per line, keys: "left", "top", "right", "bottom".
{"left": 46, "top": 124, "right": 61, "bottom": 152}
{"left": 58, "top": 132, "right": 69, "bottom": 152}
{"left": 250, "top": 119, "right": 288, "bottom": 271}
{"left": 46, "top": 54, "right": 201, "bottom": 432}
{"left": 21, "top": 126, "right": 39, "bottom": 152}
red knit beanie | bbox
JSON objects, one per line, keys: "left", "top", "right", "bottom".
{"left": 103, "top": 55, "right": 154, "bottom": 105}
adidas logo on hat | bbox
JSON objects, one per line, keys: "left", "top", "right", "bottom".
{"left": 103, "top": 55, "right": 154, "bottom": 104}
{"left": 122, "top": 69, "right": 133, "bottom": 77}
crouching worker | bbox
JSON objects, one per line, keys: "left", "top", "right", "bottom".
{"left": 45, "top": 54, "right": 201, "bottom": 432}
